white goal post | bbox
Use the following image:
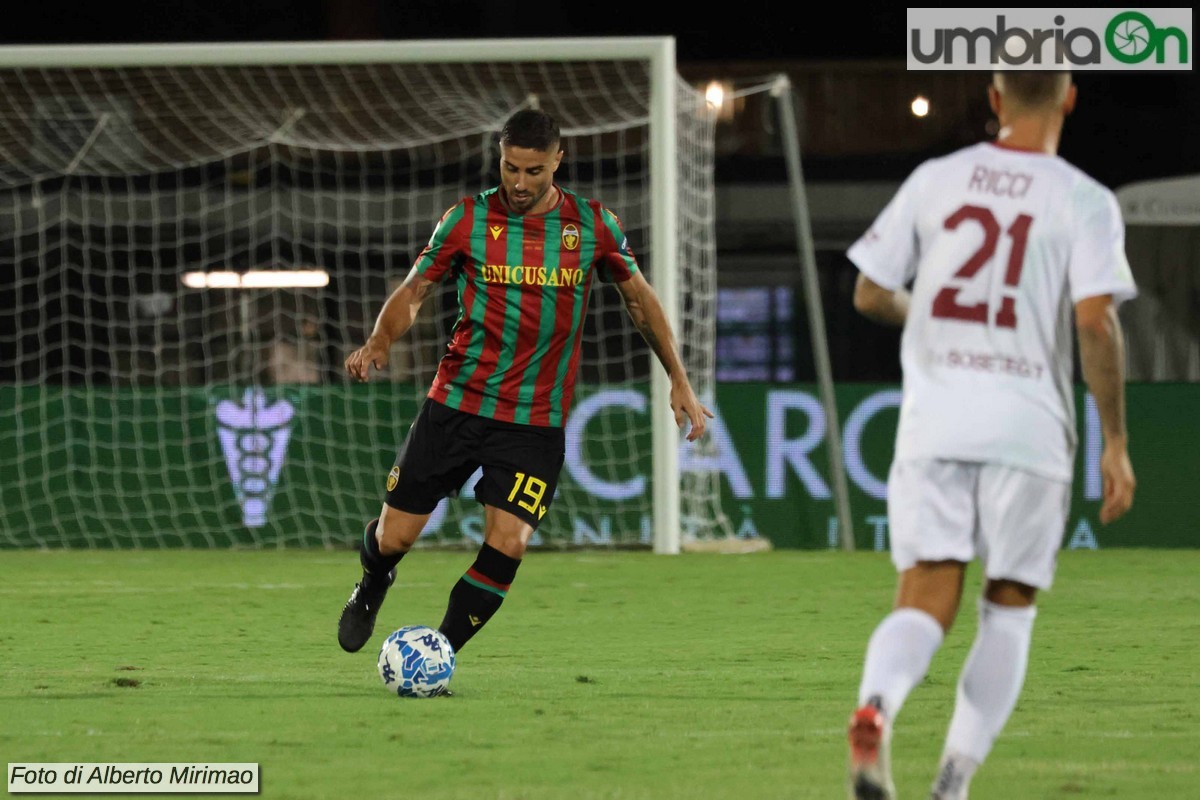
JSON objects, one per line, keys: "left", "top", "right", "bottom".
{"left": 0, "top": 38, "right": 731, "bottom": 554}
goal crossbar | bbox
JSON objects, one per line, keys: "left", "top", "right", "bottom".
{"left": 0, "top": 39, "right": 676, "bottom": 68}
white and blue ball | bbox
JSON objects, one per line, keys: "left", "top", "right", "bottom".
{"left": 377, "top": 625, "right": 456, "bottom": 698}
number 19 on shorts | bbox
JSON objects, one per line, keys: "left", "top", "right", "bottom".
{"left": 508, "top": 472, "right": 548, "bottom": 520}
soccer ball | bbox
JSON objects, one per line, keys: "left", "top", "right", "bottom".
{"left": 377, "top": 625, "right": 456, "bottom": 698}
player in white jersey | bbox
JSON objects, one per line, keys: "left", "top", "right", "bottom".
{"left": 842, "top": 72, "right": 1137, "bottom": 800}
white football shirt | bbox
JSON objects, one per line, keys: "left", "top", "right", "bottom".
{"left": 847, "top": 141, "right": 1137, "bottom": 481}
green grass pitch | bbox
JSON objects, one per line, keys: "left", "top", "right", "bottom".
{"left": 1, "top": 549, "right": 1196, "bottom": 798}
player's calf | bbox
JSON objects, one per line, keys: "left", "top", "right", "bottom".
{"left": 438, "top": 543, "right": 521, "bottom": 652}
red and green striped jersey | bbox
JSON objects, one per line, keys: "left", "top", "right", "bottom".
{"left": 412, "top": 185, "right": 639, "bottom": 427}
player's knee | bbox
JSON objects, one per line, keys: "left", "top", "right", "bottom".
{"left": 487, "top": 536, "right": 527, "bottom": 560}
{"left": 483, "top": 525, "right": 530, "bottom": 560}
{"left": 896, "top": 561, "right": 968, "bottom": 631}
{"left": 482, "top": 509, "right": 534, "bottom": 559}
{"left": 984, "top": 579, "right": 1037, "bottom": 607}
{"left": 377, "top": 506, "right": 428, "bottom": 553}
{"left": 376, "top": 527, "right": 411, "bottom": 555}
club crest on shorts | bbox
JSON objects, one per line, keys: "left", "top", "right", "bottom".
{"left": 561, "top": 223, "right": 580, "bottom": 251}
{"left": 386, "top": 466, "right": 400, "bottom": 492}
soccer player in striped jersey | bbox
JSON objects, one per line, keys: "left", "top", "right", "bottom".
{"left": 843, "top": 72, "right": 1137, "bottom": 799}
{"left": 337, "top": 109, "right": 713, "bottom": 662}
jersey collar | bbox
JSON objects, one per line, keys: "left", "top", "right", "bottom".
{"left": 497, "top": 185, "right": 565, "bottom": 217}
{"left": 987, "top": 140, "right": 1052, "bottom": 156}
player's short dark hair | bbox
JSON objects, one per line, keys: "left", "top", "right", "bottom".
{"left": 993, "top": 71, "right": 1072, "bottom": 110}
{"left": 499, "top": 109, "right": 560, "bottom": 152}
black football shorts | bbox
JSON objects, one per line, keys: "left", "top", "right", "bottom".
{"left": 383, "top": 398, "right": 566, "bottom": 529}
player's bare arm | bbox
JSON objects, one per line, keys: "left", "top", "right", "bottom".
{"left": 1076, "top": 294, "right": 1136, "bottom": 524}
{"left": 345, "top": 266, "right": 438, "bottom": 382}
{"left": 853, "top": 273, "right": 910, "bottom": 327}
{"left": 615, "top": 271, "right": 714, "bottom": 441}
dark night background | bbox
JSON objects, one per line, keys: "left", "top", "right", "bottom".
{"left": 7, "top": 2, "right": 1196, "bottom": 192}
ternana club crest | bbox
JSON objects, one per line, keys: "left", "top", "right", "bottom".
{"left": 561, "top": 223, "right": 579, "bottom": 251}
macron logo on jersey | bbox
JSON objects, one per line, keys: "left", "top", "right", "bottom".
{"left": 481, "top": 264, "right": 584, "bottom": 288}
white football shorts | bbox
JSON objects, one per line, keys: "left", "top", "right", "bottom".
{"left": 887, "top": 458, "right": 1072, "bottom": 590}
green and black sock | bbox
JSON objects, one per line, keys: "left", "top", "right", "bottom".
{"left": 438, "top": 544, "right": 521, "bottom": 653}
{"left": 359, "top": 518, "right": 404, "bottom": 587}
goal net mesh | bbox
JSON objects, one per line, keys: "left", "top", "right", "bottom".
{"left": 0, "top": 53, "right": 730, "bottom": 549}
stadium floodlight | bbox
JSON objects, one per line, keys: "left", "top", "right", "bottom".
{"left": 705, "top": 80, "right": 726, "bottom": 110}
{"left": 181, "top": 270, "right": 331, "bottom": 289}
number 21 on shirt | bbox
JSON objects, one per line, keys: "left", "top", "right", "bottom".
{"left": 931, "top": 203, "right": 1033, "bottom": 329}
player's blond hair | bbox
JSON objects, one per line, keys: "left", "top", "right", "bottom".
{"left": 992, "top": 71, "right": 1072, "bottom": 111}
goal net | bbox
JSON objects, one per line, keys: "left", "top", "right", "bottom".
{"left": 0, "top": 40, "right": 730, "bottom": 551}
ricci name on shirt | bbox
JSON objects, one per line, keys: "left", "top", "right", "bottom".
{"left": 967, "top": 165, "right": 1034, "bottom": 199}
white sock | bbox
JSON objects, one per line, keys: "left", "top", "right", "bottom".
{"left": 943, "top": 598, "right": 1037, "bottom": 764}
{"left": 857, "top": 607, "right": 945, "bottom": 720}
{"left": 931, "top": 751, "right": 979, "bottom": 800}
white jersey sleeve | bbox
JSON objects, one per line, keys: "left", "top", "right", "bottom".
{"left": 1068, "top": 181, "right": 1137, "bottom": 305}
{"left": 846, "top": 166, "right": 926, "bottom": 290}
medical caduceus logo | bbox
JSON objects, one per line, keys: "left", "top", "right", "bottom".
{"left": 215, "top": 388, "right": 296, "bottom": 528}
